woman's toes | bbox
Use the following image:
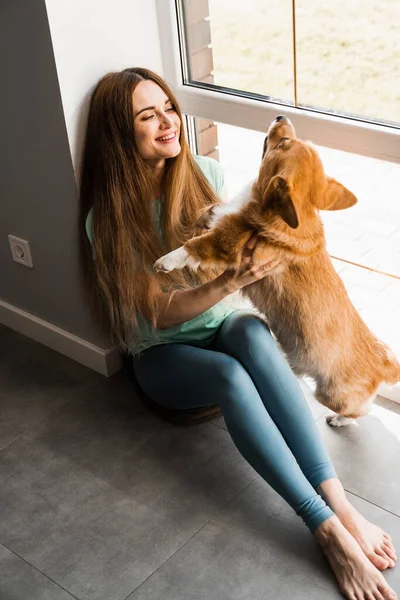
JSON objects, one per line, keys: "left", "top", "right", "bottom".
{"left": 372, "top": 591, "right": 386, "bottom": 600}
{"left": 369, "top": 550, "right": 390, "bottom": 570}
{"left": 376, "top": 549, "right": 395, "bottom": 569}
{"left": 385, "top": 558, "right": 396, "bottom": 569}
{"left": 383, "top": 542, "right": 397, "bottom": 562}
{"left": 383, "top": 533, "right": 396, "bottom": 553}
{"left": 381, "top": 552, "right": 396, "bottom": 568}
{"left": 378, "top": 582, "right": 398, "bottom": 600}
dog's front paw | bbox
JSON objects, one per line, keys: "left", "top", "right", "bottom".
{"left": 154, "top": 247, "right": 191, "bottom": 273}
{"left": 326, "top": 414, "right": 356, "bottom": 427}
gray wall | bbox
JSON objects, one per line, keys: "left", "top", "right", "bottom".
{"left": 0, "top": 0, "right": 110, "bottom": 348}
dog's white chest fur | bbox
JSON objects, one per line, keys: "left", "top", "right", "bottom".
{"left": 154, "top": 180, "right": 256, "bottom": 273}
{"left": 209, "top": 180, "right": 255, "bottom": 227}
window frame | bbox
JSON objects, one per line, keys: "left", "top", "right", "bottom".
{"left": 156, "top": 0, "right": 400, "bottom": 164}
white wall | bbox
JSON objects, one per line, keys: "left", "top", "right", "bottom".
{"left": 44, "top": 0, "right": 163, "bottom": 172}
{"left": 0, "top": 1, "right": 163, "bottom": 374}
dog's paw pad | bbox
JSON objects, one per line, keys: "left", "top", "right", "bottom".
{"left": 153, "top": 259, "right": 170, "bottom": 273}
{"left": 326, "top": 414, "right": 355, "bottom": 427}
{"left": 153, "top": 256, "right": 172, "bottom": 272}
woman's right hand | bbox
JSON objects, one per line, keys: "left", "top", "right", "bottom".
{"left": 154, "top": 234, "right": 280, "bottom": 329}
{"left": 220, "top": 233, "right": 280, "bottom": 293}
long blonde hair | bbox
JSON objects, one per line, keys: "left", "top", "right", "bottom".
{"left": 79, "top": 67, "right": 220, "bottom": 351}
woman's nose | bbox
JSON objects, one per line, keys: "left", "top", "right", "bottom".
{"left": 160, "top": 112, "right": 174, "bottom": 128}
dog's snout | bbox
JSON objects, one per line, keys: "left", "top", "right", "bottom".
{"left": 275, "top": 115, "right": 288, "bottom": 122}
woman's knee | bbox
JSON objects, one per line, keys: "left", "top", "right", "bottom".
{"left": 219, "top": 312, "right": 273, "bottom": 352}
{"left": 211, "top": 354, "right": 251, "bottom": 400}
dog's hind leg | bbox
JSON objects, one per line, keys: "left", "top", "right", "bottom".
{"left": 314, "top": 381, "right": 359, "bottom": 427}
{"left": 325, "top": 394, "right": 376, "bottom": 427}
{"left": 326, "top": 414, "right": 356, "bottom": 427}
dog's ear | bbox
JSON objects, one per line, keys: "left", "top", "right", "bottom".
{"left": 316, "top": 177, "right": 358, "bottom": 211}
{"left": 262, "top": 175, "right": 299, "bottom": 229}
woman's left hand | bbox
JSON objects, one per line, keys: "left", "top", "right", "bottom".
{"left": 220, "top": 233, "right": 280, "bottom": 293}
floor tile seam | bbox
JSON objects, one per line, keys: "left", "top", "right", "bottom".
{"left": 211, "top": 410, "right": 324, "bottom": 429}
{"left": 209, "top": 420, "right": 226, "bottom": 432}
{"left": 0, "top": 540, "right": 81, "bottom": 599}
{"left": 313, "top": 419, "right": 400, "bottom": 520}
{"left": 0, "top": 379, "right": 100, "bottom": 455}
{"left": 213, "top": 415, "right": 400, "bottom": 521}
{"left": 344, "top": 489, "right": 400, "bottom": 520}
{"left": 315, "top": 410, "right": 329, "bottom": 423}
{"left": 121, "top": 474, "right": 258, "bottom": 600}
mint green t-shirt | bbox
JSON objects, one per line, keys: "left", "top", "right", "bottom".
{"left": 86, "top": 155, "right": 235, "bottom": 354}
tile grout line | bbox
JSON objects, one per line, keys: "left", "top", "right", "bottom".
{"left": 314, "top": 415, "right": 400, "bottom": 519}
{"left": 0, "top": 541, "right": 81, "bottom": 600}
{"left": 344, "top": 488, "right": 400, "bottom": 520}
{"left": 211, "top": 406, "right": 327, "bottom": 429}
{"left": 209, "top": 419, "right": 227, "bottom": 432}
{"left": 314, "top": 411, "right": 329, "bottom": 424}
{"left": 214, "top": 411, "right": 400, "bottom": 520}
{"left": 121, "top": 474, "right": 258, "bottom": 600}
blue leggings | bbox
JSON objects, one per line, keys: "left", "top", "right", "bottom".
{"left": 133, "top": 311, "right": 336, "bottom": 533}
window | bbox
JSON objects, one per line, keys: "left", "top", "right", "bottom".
{"left": 183, "top": 0, "right": 294, "bottom": 105}
{"left": 295, "top": 1, "right": 400, "bottom": 125}
{"left": 157, "top": 1, "right": 400, "bottom": 402}
{"left": 156, "top": 0, "right": 400, "bottom": 162}
{"left": 183, "top": 0, "right": 400, "bottom": 125}
{"left": 195, "top": 120, "right": 400, "bottom": 402}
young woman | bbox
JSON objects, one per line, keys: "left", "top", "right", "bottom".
{"left": 80, "top": 67, "right": 397, "bottom": 600}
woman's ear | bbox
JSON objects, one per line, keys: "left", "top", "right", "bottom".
{"left": 262, "top": 175, "right": 299, "bottom": 229}
{"left": 316, "top": 176, "right": 358, "bottom": 211}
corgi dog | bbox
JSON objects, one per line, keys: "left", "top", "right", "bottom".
{"left": 154, "top": 116, "right": 400, "bottom": 426}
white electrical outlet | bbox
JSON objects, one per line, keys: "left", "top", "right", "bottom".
{"left": 8, "top": 235, "right": 34, "bottom": 268}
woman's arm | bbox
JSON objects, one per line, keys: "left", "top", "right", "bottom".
{"left": 154, "top": 235, "right": 279, "bottom": 329}
{"left": 155, "top": 272, "right": 236, "bottom": 330}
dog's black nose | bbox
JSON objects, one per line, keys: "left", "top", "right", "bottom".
{"left": 275, "top": 115, "right": 287, "bottom": 122}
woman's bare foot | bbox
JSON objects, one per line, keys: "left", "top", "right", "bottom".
{"left": 336, "top": 501, "right": 397, "bottom": 571}
{"left": 315, "top": 516, "right": 397, "bottom": 600}
{"left": 317, "top": 479, "right": 397, "bottom": 570}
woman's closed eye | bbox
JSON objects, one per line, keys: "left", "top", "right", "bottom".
{"left": 142, "top": 107, "right": 175, "bottom": 121}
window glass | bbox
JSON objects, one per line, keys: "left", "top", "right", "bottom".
{"left": 183, "top": 0, "right": 294, "bottom": 104}
{"left": 182, "top": 0, "right": 400, "bottom": 125}
{"left": 296, "top": 0, "right": 400, "bottom": 124}
{"left": 194, "top": 118, "right": 400, "bottom": 356}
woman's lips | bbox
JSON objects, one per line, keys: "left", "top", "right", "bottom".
{"left": 156, "top": 132, "right": 178, "bottom": 144}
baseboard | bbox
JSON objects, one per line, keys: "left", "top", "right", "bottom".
{"left": 0, "top": 299, "right": 122, "bottom": 376}
{"left": 378, "top": 382, "right": 400, "bottom": 404}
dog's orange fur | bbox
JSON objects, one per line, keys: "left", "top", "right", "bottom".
{"left": 182, "top": 118, "right": 400, "bottom": 418}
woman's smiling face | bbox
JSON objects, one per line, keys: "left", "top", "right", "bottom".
{"left": 132, "top": 80, "right": 181, "bottom": 166}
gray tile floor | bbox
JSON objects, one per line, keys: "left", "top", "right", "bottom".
{"left": 0, "top": 324, "right": 399, "bottom": 600}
